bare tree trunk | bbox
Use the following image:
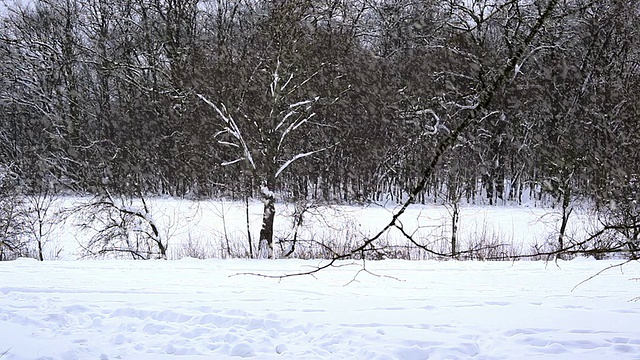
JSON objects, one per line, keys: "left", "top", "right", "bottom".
{"left": 245, "top": 191, "right": 254, "bottom": 259}
{"left": 258, "top": 189, "right": 275, "bottom": 259}
{"left": 36, "top": 217, "right": 44, "bottom": 261}
{"left": 451, "top": 200, "right": 459, "bottom": 258}
{"left": 557, "top": 187, "right": 572, "bottom": 259}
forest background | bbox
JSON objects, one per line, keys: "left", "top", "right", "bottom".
{"left": 0, "top": 0, "right": 638, "bottom": 260}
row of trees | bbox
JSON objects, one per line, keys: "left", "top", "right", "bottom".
{"left": 0, "top": 0, "right": 639, "bottom": 258}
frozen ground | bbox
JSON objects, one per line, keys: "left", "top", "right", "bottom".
{"left": 1, "top": 258, "right": 639, "bottom": 359}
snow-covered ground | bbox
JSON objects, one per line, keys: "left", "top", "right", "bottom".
{"left": 42, "top": 197, "right": 592, "bottom": 260}
{"left": 1, "top": 258, "right": 639, "bottom": 359}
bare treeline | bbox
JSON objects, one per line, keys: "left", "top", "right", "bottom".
{"left": 0, "top": 0, "right": 638, "bottom": 211}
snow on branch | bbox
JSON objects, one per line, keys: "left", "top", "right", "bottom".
{"left": 416, "top": 109, "right": 449, "bottom": 136}
{"left": 270, "top": 63, "right": 280, "bottom": 98}
{"left": 221, "top": 158, "right": 246, "bottom": 166}
{"left": 197, "top": 93, "right": 256, "bottom": 170}
{"left": 289, "top": 97, "right": 319, "bottom": 110}
{"left": 217, "top": 141, "right": 240, "bottom": 148}
{"left": 278, "top": 112, "right": 317, "bottom": 152}
{"left": 270, "top": 57, "right": 294, "bottom": 99}
{"left": 275, "top": 148, "right": 327, "bottom": 179}
{"left": 275, "top": 96, "right": 317, "bottom": 132}
{"left": 281, "top": 72, "right": 294, "bottom": 92}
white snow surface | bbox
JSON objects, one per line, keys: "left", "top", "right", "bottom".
{"left": 41, "top": 197, "right": 595, "bottom": 260}
{"left": 1, "top": 258, "right": 639, "bottom": 359}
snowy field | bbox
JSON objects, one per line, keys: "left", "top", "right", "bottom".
{"left": 39, "top": 197, "right": 593, "bottom": 260}
{"left": 1, "top": 258, "right": 639, "bottom": 359}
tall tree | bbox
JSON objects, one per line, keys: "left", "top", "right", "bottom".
{"left": 197, "top": 0, "right": 340, "bottom": 257}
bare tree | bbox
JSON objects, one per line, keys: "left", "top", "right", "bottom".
{"left": 309, "top": 0, "right": 565, "bottom": 266}
{"left": 198, "top": 58, "right": 330, "bottom": 258}
{"left": 77, "top": 190, "right": 168, "bottom": 259}
{"left": 25, "top": 189, "right": 61, "bottom": 261}
{"left": 0, "top": 164, "right": 28, "bottom": 260}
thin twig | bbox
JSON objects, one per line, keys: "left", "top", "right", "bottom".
{"left": 344, "top": 259, "right": 404, "bottom": 287}
{"left": 571, "top": 259, "right": 634, "bottom": 292}
{"left": 230, "top": 259, "right": 356, "bottom": 279}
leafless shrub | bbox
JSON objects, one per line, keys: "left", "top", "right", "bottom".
{"left": 0, "top": 166, "right": 29, "bottom": 261}
{"left": 527, "top": 236, "right": 564, "bottom": 261}
{"left": 276, "top": 224, "right": 361, "bottom": 259}
{"left": 0, "top": 195, "right": 28, "bottom": 260}
{"left": 457, "top": 221, "right": 521, "bottom": 261}
{"left": 274, "top": 202, "right": 370, "bottom": 259}
{"left": 76, "top": 191, "right": 168, "bottom": 259}
{"left": 593, "top": 205, "right": 640, "bottom": 259}
{"left": 170, "top": 233, "right": 217, "bottom": 260}
{"left": 24, "top": 190, "right": 64, "bottom": 260}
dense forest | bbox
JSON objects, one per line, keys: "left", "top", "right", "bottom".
{"left": 0, "top": 0, "right": 638, "bottom": 258}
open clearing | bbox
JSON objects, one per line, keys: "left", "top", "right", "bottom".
{"left": 1, "top": 258, "right": 639, "bottom": 359}
{"left": 43, "top": 198, "right": 591, "bottom": 260}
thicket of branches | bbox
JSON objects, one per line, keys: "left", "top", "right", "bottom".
{"left": 0, "top": 0, "right": 638, "bottom": 259}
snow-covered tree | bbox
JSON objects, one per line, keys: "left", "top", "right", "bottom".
{"left": 198, "top": 58, "right": 328, "bottom": 258}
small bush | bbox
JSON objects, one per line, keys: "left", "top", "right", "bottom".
{"left": 0, "top": 167, "right": 29, "bottom": 261}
